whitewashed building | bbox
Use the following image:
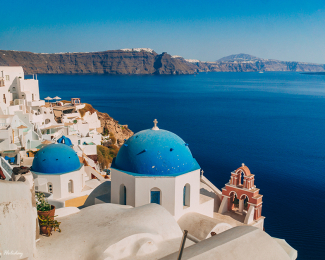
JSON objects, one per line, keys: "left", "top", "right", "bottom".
{"left": 111, "top": 120, "right": 214, "bottom": 220}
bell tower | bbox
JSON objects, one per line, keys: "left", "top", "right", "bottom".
{"left": 218, "top": 164, "right": 264, "bottom": 228}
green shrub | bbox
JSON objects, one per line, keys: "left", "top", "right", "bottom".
{"left": 109, "top": 133, "right": 116, "bottom": 144}
{"left": 97, "top": 144, "right": 119, "bottom": 169}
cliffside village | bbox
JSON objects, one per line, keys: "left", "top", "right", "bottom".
{"left": 0, "top": 66, "right": 134, "bottom": 206}
{"left": 0, "top": 66, "right": 297, "bottom": 260}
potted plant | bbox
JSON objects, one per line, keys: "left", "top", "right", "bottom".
{"left": 38, "top": 215, "right": 61, "bottom": 236}
{"left": 36, "top": 192, "right": 56, "bottom": 234}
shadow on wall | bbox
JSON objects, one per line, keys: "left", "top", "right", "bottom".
{"left": 79, "top": 181, "right": 111, "bottom": 209}
{"left": 200, "top": 188, "right": 221, "bottom": 211}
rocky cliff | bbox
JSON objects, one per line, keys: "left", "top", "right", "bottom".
{"left": 77, "top": 103, "right": 133, "bottom": 146}
{"left": 1, "top": 49, "right": 324, "bottom": 74}
{"left": 97, "top": 111, "right": 134, "bottom": 146}
{"left": 188, "top": 60, "right": 325, "bottom": 72}
{"left": 184, "top": 53, "right": 325, "bottom": 72}
{"left": 0, "top": 49, "right": 196, "bottom": 75}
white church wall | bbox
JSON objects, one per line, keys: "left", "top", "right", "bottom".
{"left": 33, "top": 169, "right": 84, "bottom": 200}
{"left": 59, "top": 170, "right": 84, "bottom": 199}
{"left": 111, "top": 168, "right": 136, "bottom": 206}
{"left": 134, "top": 176, "right": 176, "bottom": 215}
{"left": 33, "top": 174, "right": 62, "bottom": 199}
{"left": 174, "top": 169, "right": 201, "bottom": 220}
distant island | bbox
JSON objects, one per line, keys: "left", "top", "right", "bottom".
{"left": 0, "top": 49, "right": 324, "bottom": 75}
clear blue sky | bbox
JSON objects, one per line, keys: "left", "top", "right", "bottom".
{"left": 1, "top": 0, "right": 325, "bottom": 63}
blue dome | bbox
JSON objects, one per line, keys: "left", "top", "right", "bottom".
{"left": 112, "top": 129, "right": 198, "bottom": 175}
{"left": 32, "top": 143, "right": 81, "bottom": 174}
{"left": 57, "top": 135, "right": 73, "bottom": 146}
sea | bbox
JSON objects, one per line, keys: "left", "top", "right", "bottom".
{"left": 35, "top": 72, "right": 325, "bottom": 259}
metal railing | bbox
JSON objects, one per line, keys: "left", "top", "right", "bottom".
{"left": 0, "top": 156, "right": 13, "bottom": 180}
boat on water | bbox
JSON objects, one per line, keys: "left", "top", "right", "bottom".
{"left": 258, "top": 71, "right": 264, "bottom": 73}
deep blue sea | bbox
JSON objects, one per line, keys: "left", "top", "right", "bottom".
{"left": 36, "top": 72, "right": 325, "bottom": 259}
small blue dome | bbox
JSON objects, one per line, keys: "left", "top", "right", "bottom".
{"left": 57, "top": 135, "right": 73, "bottom": 146}
{"left": 32, "top": 144, "right": 81, "bottom": 174}
{"left": 113, "top": 129, "right": 198, "bottom": 175}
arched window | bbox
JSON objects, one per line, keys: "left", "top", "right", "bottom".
{"left": 183, "top": 183, "right": 191, "bottom": 207}
{"left": 45, "top": 119, "right": 50, "bottom": 124}
{"left": 120, "top": 184, "right": 127, "bottom": 205}
{"left": 150, "top": 187, "right": 161, "bottom": 205}
{"left": 68, "top": 180, "right": 74, "bottom": 193}
{"left": 47, "top": 182, "right": 53, "bottom": 193}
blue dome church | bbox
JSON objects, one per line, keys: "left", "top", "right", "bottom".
{"left": 111, "top": 119, "right": 214, "bottom": 220}
{"left": 31, "top": 144, "right": 87, "bottom": 200}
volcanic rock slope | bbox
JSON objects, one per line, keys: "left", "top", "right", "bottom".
{"left": 1, "top": 50, "right": 324, "bottom": 74}
{"left": 0, "top": 50, "right": 196, "bottom": 75}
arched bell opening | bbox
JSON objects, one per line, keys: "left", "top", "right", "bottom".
{"left": 229, "top": 191, "right": 238, "bottom": 211}
{"left": 239, "top": 194, "right": 249, "bottom": 214}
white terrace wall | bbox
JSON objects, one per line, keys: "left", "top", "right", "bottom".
{"left": 0, "top": 179, "right": 37, "bottom": 260}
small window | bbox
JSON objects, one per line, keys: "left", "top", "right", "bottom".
{"left": 78, "top": 140, "right": 81, "bottom": 145}
{"left": 45, "top": 119, "right": 50, "bottom": 124}
{"left": 68, "top": 180, "right": 74, "bottom": 193}
{"left": 5, "top": 75, "right": 9, "bottom": 81}
{"left": 48, "top": 182, "right": 53, "bottom": 193}
{"left": 3, "top": 94, "right": 6, "bottom": 104}
{"left": 183, "top": 184, "right": 191, "bottom": 207}
{"left": 32, "top": 94, "right": 34, "bottom": 101}
{"left": 150, "top": 187, "right": 161, "bottom": 205}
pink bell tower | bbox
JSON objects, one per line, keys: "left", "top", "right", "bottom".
{"left": 218, "top": 164, "right": 264, "bottom": 227}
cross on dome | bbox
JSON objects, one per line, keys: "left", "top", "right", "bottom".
{"left": 152, "top": 119, "right": 159, "bottom": 130}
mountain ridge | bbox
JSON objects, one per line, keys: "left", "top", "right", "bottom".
{"left": 0, "top": 49, "right": 324, "bottom": 74}
{"left": 0, "top": 49, "right": 195, "bottom": 75}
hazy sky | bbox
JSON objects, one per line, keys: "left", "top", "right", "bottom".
{"left": 1, "top": 0, "right": 325, "bottom": 63}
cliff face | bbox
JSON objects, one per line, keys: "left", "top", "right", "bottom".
{"left": 97, "top": 111, "right": 134, "bottom": 146}
{"left": 190, "top": 60, "right": 325, "bottom": 72}
{"left": 1, "top": 49, "right": 324, "bottom": 74}
{"left": 75, "top": 103, "right": 133, "bottom": 146}
{"left": 0, "top": 50, "right": 195, "bottom": 75}
{"left": 154, "top": 53, "right": 196, "bottom": 74}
